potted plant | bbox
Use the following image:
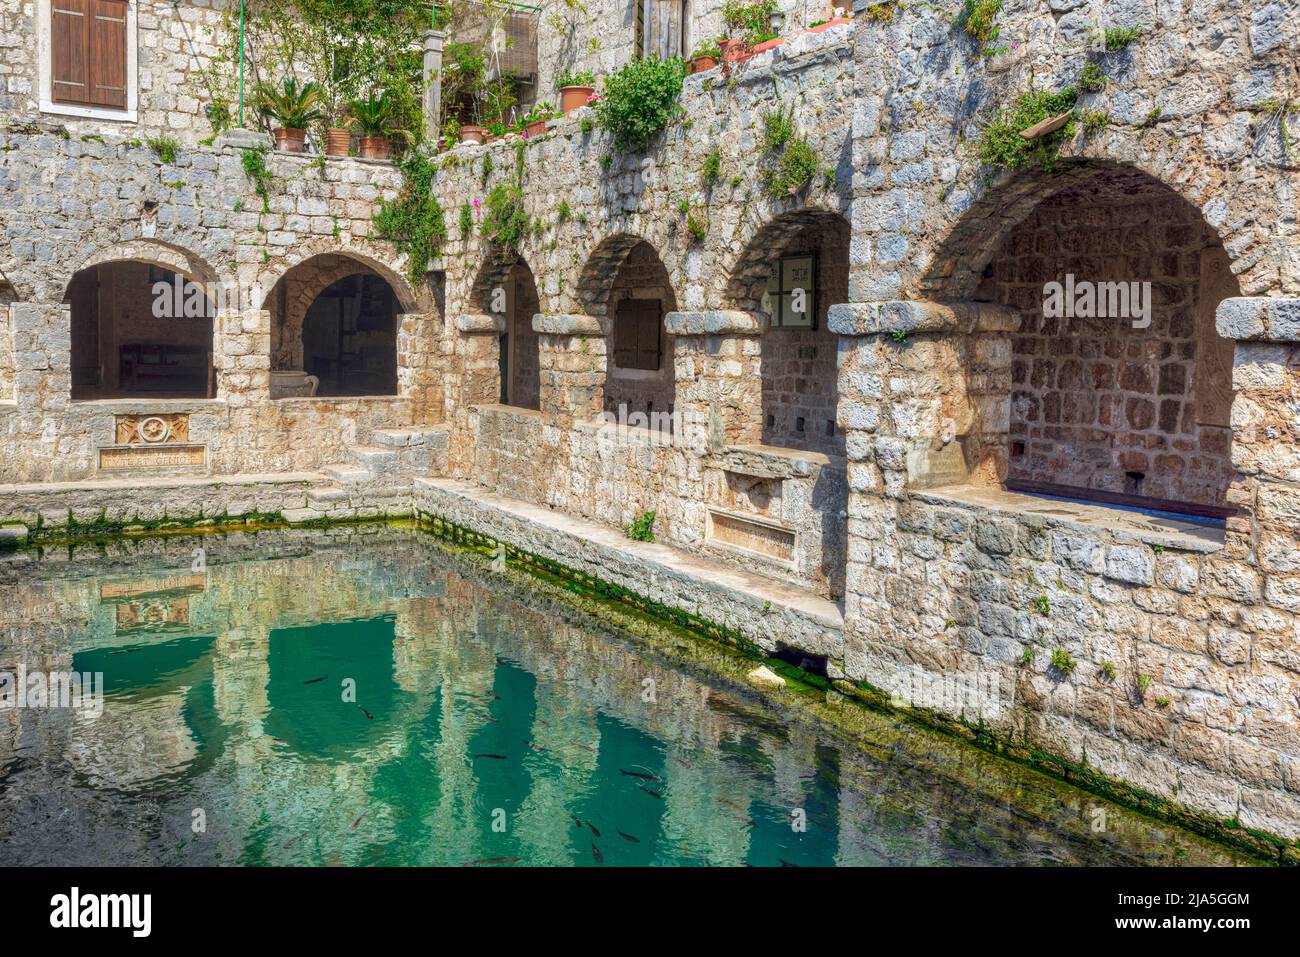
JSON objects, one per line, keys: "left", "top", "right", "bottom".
{"left": 722, "top": 0, "right": 776, "bottom": 62}
{"left": 689, "top": 41, "right": 721, "bottom": 73}
{"left": 461, "top": 124, "right": 487, "bottom": 145}
{"left": 347, "top": 89, "right": 414, "bottom": 161}
{"left": 255, "top": 77, "right": 324, "bottom": 153}
{"left": 556, "top": 69, "right": 597, "bottom": 114}
{"left": 522, "top": 103, "right": 559, "bottom": 137}
{"left": 751, "top": 32, "right": 783, "bottom": 54}
{"left": 484, "top": 120, "right": 509, "bottom": 144}
{"left": 441, "top": 116, "right": 462, "bottom": 152}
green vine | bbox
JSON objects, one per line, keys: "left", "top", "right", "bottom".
{"left": 240, "top": 147, "right": 273, "bottom": 212}
{"left": 759, "top": 106, "right": 817, "bottom": 199}
{"left": 371, "top": 151, "right": 448, "bottom": 284}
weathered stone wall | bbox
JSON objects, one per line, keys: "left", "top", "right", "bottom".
{"left": 0, "top": 124, "right": 438, "bottom": 480}
{"left": 1, "top": 0, "right": 235, "bottom": 144}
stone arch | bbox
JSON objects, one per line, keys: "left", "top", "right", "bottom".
{"left": 257, "top": 242, "right": 420, "bottom": 315}
{"left": 919, "top": 158, "right": 1263, "bottom": 303}
{"left": 469, "top": 255, "right": 542, "bottom": 410}
{"left": 61, "top": 240, "right": 221, "bottom": 400}
{"left": 580, "top": 236, "right": 679, "bottom": 419}
{"left": 262, "top": 252, "right": 408, "bottom": 397}
{"left": 725, "top": 208, "right": 850, "bottom": 455}
{"left": 948, "top": 162, "right": 1242, "bottom": 511}
{"left": 71, "top": 238, "right": 222, "bottom": 290}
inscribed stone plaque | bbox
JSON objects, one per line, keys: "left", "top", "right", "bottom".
{"left": 708, "top": 510, "right": 796, "bottom": 563}
{"left": 99, "top": 444, "right": 207, "bottom": 471}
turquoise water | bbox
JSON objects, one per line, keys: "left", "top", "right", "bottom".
{"left": 0, "top": 527, "right": 1251, "bottom": 866}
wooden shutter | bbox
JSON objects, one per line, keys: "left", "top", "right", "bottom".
{"left": 51, "top": 0, "right": 128, "bottom": 108}
{"left": 634, "top": 0, "right": 645, "bottom": 60}
{"left": 614, "top": 299, "right": 662, "bottom": 371}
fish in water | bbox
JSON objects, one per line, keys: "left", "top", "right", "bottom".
{"left": 586, "top": 821, "right": 600, "bottom": 838}
{"left": 537, "top": 719, "right": 552, "bottom": 728}
{"left": 718, "top": 797, "right": 747, "bottom": 813}
{"left": 572, "top": 816, "right": 583, "bottom": 828}
{"left": 526, "top": 740, "right": 545, "bottom": 752}
{"left": 351, "top": 811, "right": 368, "bottom": 830}
{"left": 464, "top": 857, "right": 521, "bottom": 866}
{"left": 283, "top": 833, "right": 306, "bottom": 849}
{"left": 359, "top": 707, "right": 374, "bottom": 720}
{"left": 670, "top": 755, "right": 693, "bottom": 770}
{"left": 619, "top": 769, "right": 661, "bottom": 782}
{"left": 617, "top": 829, "right": 640, "bottom": 843}
{"left": 484, "top": 715, "right": 499, "bottom": 724}
{"left": 779, "top": 859, "right": 799, "bottom": 867}
{"left": 271, "top": 737, "right": 289, "bottom": 746}
{"left": 591, "top": 844, "right": 603, "bottom": 863}
{"left": 639, "top": 786, "right": 663, "bottom": 799}
{"left": 327, "top": 852, "right": 343, "bottom": 867}
{"left": 303, "top": 675, "right": 328, "bottom": 685}
{"left": 473, "top": 753, "right": 507, "bottom": 760}
{"left": 574, "top": 743, "right": 596, "bottom": 753}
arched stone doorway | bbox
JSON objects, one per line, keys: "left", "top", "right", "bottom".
{"left": 265, "top": 254, "right": 409, "bottom": 397}
{"left": 486, "top": 260, "right": 540, "bottom": 410}
{"left": 584, "top": 239, "right": 677, "bottom": 422}
{"left": 727, "top": 210, "right": 850, "bottom": 456}
{"left": 966, "top": 165, "right": 1240, "bottom": 512}
{"left": 65, "top": 261, "right": 215, "bottom": 400}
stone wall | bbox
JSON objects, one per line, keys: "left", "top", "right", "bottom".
{"left": 0, "top": 124, "right": 439, "bottom": 481}
{"left": 1, "top": 0, "right": 235, "bottom": 144}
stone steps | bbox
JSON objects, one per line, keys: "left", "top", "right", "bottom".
{"left": 316, "top": 425, "right": 450, "bottom": 490}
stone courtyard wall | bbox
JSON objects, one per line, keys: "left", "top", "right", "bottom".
{"left": 0, "top": 124, "right": 438, "bottom": 481}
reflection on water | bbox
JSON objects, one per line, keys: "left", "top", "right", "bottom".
{"left": 0, "top": 526, "right": 1253, "bottom": 866}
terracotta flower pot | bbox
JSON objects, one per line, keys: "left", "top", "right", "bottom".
{"left": 324, "top": 127, "right": 351, "bottom": 157}
{"left": 560, "top": 86, "right": 595, "bottom": 114}
{"left": 805, "top": 16, "right": 851, "bottom": 33}
{"left": 525, "top": 118, "right": 548, "bottom": 137}
{"left": 460, "top": 125, "right": 486, "bottom": 145}
{"left": 751, "top": 37, "right": 784, "bottom": 54}
{"left": 690, "top": 54, "right": 718, "bottom": 73}
{"left": 274, "top": 127, "right": 306, "bottom": 153}
{"left": 358, "top": 135, "right": 390, "bottom": 161}
{"left": 721, "top": 39, "right": 751, "bottom": 64}
{"left": 486, "top": 134, "right": 504, "bottom": 144}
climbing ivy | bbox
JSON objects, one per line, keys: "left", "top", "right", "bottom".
{"left": 372, "top": 151, "right": 448, "bottom": 284}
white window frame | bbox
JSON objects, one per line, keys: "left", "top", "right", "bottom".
{"left": 38, "top": 0, "right": 140, "bottom": 123}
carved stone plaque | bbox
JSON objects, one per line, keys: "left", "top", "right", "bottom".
{"left": 708, "top": 510, "right": 796, "bottom": 563}
{"left": 99, "top": 445, "right": 207, "bottom": 471}
{"left": 115, "top": 413, "right": 190, "bottom": 445}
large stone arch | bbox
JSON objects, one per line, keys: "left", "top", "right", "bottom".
{"left": 928, "top": 161, "right": 1244, "bottom": 511}
{"left": 912, "top": 143, "right": 1291, "bottom": 303}
{"left": 256, "top": 241, "right": 420, "bottom": 315}
{"left": 61, "top": 239, "right": 222, "bottom": 401}
{"left": 722, "top": 207, "right": 851, "bottom": 455}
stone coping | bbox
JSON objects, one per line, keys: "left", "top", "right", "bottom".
{"left": 532, "top": 313, "right": 605, "bottom": 336}
{"left": 413, "top": 477, "right": 845, "bottom": 638}
{"left": 828, "top": 300, "right": 1020, "bottom": 336}
{"left": 0, "top": 471, "right": 323, "bottom": 498}
{"left": 269, "top": 395, "right": 411, "bottom": 406}
{"left": 664, "top": 310, "right": 762, "bottom": 336}
{"left": 1216, "top": 297, "right": 1300, "bottom": 342}
{"left": 915, "top": 483, "right": 1226, "bottom": 554}
{"left": 456, "top": 312, "right": 506, "bottom": 334}
{"left": 705, "top": 443, "right": 840, "bottom": 480}
{"left": 63, "top": 397, "right": 228, "bottom": 413}
{"left": 470, "top": 403, "right": 546, "bottom": 420}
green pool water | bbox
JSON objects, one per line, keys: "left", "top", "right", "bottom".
{"left": 0, "top": 526, "right": 1254, "bottom": 866}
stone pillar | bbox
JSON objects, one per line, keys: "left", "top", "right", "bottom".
{"left": 11, "top": 302, "right": 71, "bottom": 415}
{"left": 665, "top": 310, "right": 763, "bottom": 454}
{"left": 216, "top": 308, "right": 271, "bottom": 405}
{"left": 533, "top": 314, "right": 607, "bottom": 425}
{"left": 0, "top": 304, "right": 13, "bottom": 402}
{"left": 452, "top": 313, "right": 505, "bottom": 411}
{"left": 828, "top": 299, "right": 1017, "bottom": 681}
{"left": 1216, "top": 296, "right": 1300, "bottom": 593}
{"left": 397, "top": 311, "right": 443, "bottom": 423}
{"left": 423, "top": 29, "right": 446, "bottom": 144}
{"left": 829, "top": 300, "right": 1017, "bottom": 492}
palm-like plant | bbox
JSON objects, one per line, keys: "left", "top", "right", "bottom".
{"left": 347, "top": 90, "right": 416, "bottom": 145}
{"left": 255, "top": 77, "right": 325, "bottom": 130}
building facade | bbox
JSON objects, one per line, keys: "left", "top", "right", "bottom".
{"left": 1, "top": 0, "right": 1299, "bottom": 850}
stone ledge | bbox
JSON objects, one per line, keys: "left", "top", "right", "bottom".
{"left": 828, "top": 300, "right": 1021, "bottom": 336}
{"left": 455, "top": 313, "right": 506, "bottom": 334}
{"left": 705, "top": 443, "right": 837, "bottom": 479}
{"left": 532, "top": 313, "right": 604, "bottom": 336}
{"left": 1216, "top": 297, "right": 1300, "bottom": 342}
{"left": 664, "top": 310, "right": 762, "bottom": 335}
